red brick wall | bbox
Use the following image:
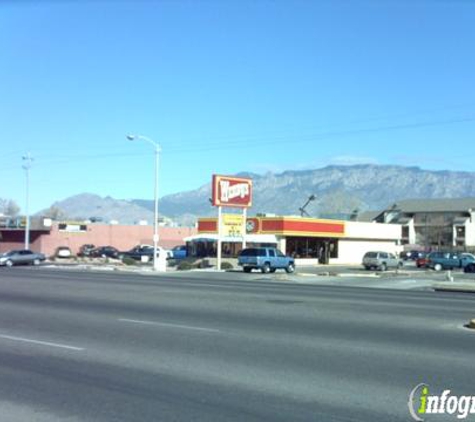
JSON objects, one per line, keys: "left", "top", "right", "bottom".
{"left": 1, "top": 225, "right": 196, "bottom": 256}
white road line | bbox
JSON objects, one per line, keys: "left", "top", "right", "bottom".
{"left": 118, "top": 318, "right": 221, "bottom": 333}
{"left": 0, "top": 334, "right": 84, "bottom": 351}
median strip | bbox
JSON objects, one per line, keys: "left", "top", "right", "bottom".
{"left": 0, "top": 334, "right": 84, "bottom": 351}
{"left": 118, "top": 318, "right": 221, "bottom": 333}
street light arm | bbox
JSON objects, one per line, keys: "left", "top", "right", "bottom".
{"left": 127, "top": 134, "right": 160, "bottom": 151}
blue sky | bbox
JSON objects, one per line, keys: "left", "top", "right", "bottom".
{"left": 1, "top": 0, "right": 474, "bottom": 213}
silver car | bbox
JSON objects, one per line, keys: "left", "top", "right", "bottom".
{"left": 0, "top": 249, "right": 46, "bottom": 267}
{"left": 362, "top": 251, "right": 402, "bottom": 271}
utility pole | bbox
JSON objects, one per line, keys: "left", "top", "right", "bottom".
{"left": 22, "top": 152, "right": 33, "bottom": 249}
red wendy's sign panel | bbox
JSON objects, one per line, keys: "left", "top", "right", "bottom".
{"left": 212, "top": 175, "right": 252, "bottom": 208}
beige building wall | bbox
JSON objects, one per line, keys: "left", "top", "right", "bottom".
{"left": 465, "top": 220, "right": 475, "bottom": 247}
{"left": 344, "top": 221, "right": 402, "bottom": 240}
{"left": 332, "top": 239, "right": 402, "bottom": 265}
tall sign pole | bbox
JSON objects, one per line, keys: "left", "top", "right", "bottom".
{"left": 211, "top": 175, "right": 253, "bottom": 271}
{"left": 242, "top": 207, "right": 247, "bottom": 250}
{"left": 217, "top": 206, "right": 222, "bottom": 270}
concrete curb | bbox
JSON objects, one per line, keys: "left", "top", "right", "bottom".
{"left": 433, "top": 283, "right": 475, "bottom": 293}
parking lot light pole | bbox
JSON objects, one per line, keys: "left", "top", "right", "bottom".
{"left": 127, "top": 134, "right": 161, "bottom": 271}
{"left": 22, "top": 153, "right": 33, "bottom": 250}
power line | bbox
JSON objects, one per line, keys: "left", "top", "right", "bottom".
{"left": 0, "top": 113, "right": 474, "bottom": 172}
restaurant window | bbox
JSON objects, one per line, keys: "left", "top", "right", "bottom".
{"left": 286, "top": 237, "right": 338, "bottom": 259}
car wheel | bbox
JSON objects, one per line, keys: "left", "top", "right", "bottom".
{"left": 33, "top": 259, "right": 40, "bottom": 266}
{"left": 261, "top": 263, "right": 271, "bottom": 274}
{"left": 243, "top": 267, "right": 252, "bottom": 273}
{"left": 434, "top": 263, "right": 443, "bottom": 272}
{"left": 5, "top": 260, "right": 13, "bottom": 267}
{"left": 285, "top": 263, "right": 295, "bottom": 273}
{"left": 379, "top": 263, "right": 387, "bottom": 272}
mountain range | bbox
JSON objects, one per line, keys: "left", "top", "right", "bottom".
{"left": 43, "top": 164, "right": 475, "bottom": 225}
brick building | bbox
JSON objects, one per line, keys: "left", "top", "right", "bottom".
{"left": 0, "top": 217, "right": 195, "bottom": 256}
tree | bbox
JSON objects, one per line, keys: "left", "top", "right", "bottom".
{"left": 43, "top": 206, "right": 67, "bottom": 221}
{"left": 0, "top": 198, "right": 20, "bottom": 217}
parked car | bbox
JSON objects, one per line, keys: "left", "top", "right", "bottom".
{"left": 78, "top": 244, "right": 95, "bottom": 257}
{"left": 171, "top": 245, "right": 187, "bottom": 260}
{"left": 90, "top": 246, "right": 120, "bottom": 259}
{"left": 0, "top": 249, "right": 46, "bottom": 267}
{"left": 427, "top": 251, "right": 475, "bottom": 271}
{"left": 121, "top": 245, "right": 154, "bottom": 261}
{"left": 461, "top": 252, "right": 475, "bottom": 261}
{"left": 121, "top": 245, "right": 172, "bottom": 261}
{"left": 362, "top": 251, "right": 402, "bottom": 271}
{"left": 401, "top": 250, "right": 423, "bottom": 260}
{"left": 415, "top": 252, "right": 429, "bottom": 268}
{"left": 55, "top": 246, "right": 72, "bottom": 258}
{"left": 137, "top": 245, "right": 173, "bottom": 259}
{"left": 238, "top": 247, "right": 295, "bottom": 273}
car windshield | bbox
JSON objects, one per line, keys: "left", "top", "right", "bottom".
{"left": 364, "top": 252, "right": 378, "bottom": 258}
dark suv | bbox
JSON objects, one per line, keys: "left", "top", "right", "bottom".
{"left": 238, "top": 247, "right": 295, "bottom": 273}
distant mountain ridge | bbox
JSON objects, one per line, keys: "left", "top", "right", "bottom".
{"left": 42, "top": 165, "right": 475, "bottom": 225}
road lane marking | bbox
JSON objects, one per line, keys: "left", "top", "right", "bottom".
{"left": 0, "top": 334, "right": 84, "bottom": 351}
{"left": 118, "top": 318, "right": 221, "bottom": 333}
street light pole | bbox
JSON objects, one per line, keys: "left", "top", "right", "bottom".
{"left": 22, "top": 152, "right": 33, "bottom": 250}
{"left": 127, "top": 135, "right": 161, "bottom": 271}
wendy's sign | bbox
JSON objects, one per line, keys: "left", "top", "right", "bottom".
{"left": 212, "top": 175, "right": 252, "bottom": 208}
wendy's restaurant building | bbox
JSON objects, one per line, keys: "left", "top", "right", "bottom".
{"left": 186, "top": 215, "right": 402, "bottom": 265}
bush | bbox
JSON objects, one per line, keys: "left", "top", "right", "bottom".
{"left": 122, "top": 257, "right": 137, "bottom": 266}
{"left": 177, "top": 261, "right": 193, "bottom": 271}
{"left": 221, "top": 262, "right": 234, "bottom": 270}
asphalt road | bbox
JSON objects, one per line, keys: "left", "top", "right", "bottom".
{"left": 0, "top": 268, "right": 474, "bottom": 421}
